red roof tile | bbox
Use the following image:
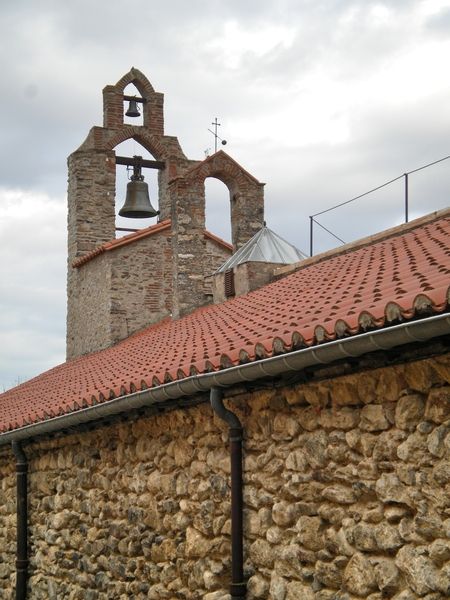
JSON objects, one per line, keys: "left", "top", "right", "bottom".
{"left": 0, "top": 211, "right": 449, "bottom": 433}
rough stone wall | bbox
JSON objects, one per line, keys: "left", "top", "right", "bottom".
{"left": 170, "top": 177, "right": 209, "bottom": 318}
{"left": 66, "top": 149, "right": 117, "bottom": 359}
{"left": 68, "top": 229, "right": 173, "bottom": 358}
{"left": 67, "top": 253, "right": 112, "bottom": 358}
{"left": 67, "top": 150, "right": 117, "bottom": 263}
{"left": 1, "top": 354, "right": 449, "bottom": 599}
{"left": 0, "top": 445, "right": 15, "bottom": 591}
{"left": 204, "top": 238, "right": 232, "bottom": 296}
{"left": 182, "top": 152, "right": 265, "bottom": 253}
{"left": 109, "top": 229, "right": 174, "bottom": 343}
{"left": 170, "top": 152, "right": 265, "bottom": 317}
{"left": 213, "top": 261, "right": 281, "bottom": 303}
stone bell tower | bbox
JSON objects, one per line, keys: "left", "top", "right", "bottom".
{"left": 67, "top": 68, "right": 265, "bottom": 359}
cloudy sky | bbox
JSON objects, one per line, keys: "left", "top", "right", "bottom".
{"left": 0, "top": 0, "right": 449, "bottom": 390}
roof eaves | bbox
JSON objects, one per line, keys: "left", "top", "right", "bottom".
{"left": 1, "top": 313, "right": 449, "bottom": 446}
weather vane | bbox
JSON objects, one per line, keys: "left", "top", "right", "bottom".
{"left": 208, "top": 117, "right": 227, "bottom": 153}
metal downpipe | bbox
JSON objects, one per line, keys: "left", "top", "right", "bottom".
{"left": 210, "top": 388, "right": 246, "bottom": 599}
{"left": 11, "top": 441, "right": 28, "bottom": 600}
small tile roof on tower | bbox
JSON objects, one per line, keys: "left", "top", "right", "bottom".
{"left": 216, "top": 225, "right": 307, "bottom": 272}
{"left": 0, "top": 209, "right": 449, "bottom": 434}
{"left": 73, "top": 220, "right": 232, "bottom": 268}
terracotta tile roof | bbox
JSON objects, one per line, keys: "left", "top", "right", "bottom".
{"left": 1, "top": 211, "right": 449, "bottom": 433}
{"left": 73, "top": 220, "right": 232, "bottom": 268}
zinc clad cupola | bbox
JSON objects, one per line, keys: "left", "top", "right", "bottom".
{"left": 213, "top": 225, "right": 306, "bottom": 302}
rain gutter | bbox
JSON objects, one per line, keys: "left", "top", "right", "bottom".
{"left": 1, "top": 313, "right": 449, "bottom": 446}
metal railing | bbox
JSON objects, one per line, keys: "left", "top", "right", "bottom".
{"left": 309, "top": 154, "right": 450, "bottom": 256}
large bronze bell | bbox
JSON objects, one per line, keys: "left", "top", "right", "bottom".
{"left": 119, "top": 171, "right": 159, "bottom": 219}
{"left": 125, "top": 99, "right": 140, "bottom": 118}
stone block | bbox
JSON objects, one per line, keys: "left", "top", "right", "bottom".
{"left": 425, "top": 387, "right": 450, "bottom": 423}
{"left": 360, "top": 405, "right": 389, "bottom": 431}
{"left": 395, "top": 394, "right": 425, "bottom": 430}
{"left": 296, "top": 516, "right": 323, "bottom": 550}
{"left": 269, "top": 573, "right": 287, "bottom": 600}
{"left": 371, "top": 557, "right": 400, "bottom": 595}
{"left": 272, "top": 502, "right": 298, "bottom": 527}
{"left": 247, "top": 574, "right": 269, "bottom": 599}
{"left": 322, "top": 484, "right": 357, "bottom": 505}
{"left": 343, "top": 552, "right": 377, "bottom": 596}
{"left": 395, "top": 544, "right": 441, "bottom": 596}
{"left": 318, "top": 408, "right": 360, "bottom": 430}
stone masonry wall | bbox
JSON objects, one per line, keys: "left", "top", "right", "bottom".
{"left": 0, "top": 446, "right": 15, "bottom": 590}
{"left": 213, "top": 261, "right": 281, "bottom": 304}
{"left": 68, "top": 229, "right": 174, "bottom": 358}
{"left": 109, "top": 229, "right": 174, "bottom": 345}
{"left": 68, "top": 231, "right": 231, "bottom": 358}
{"left": 0, "top": 353, "right": 449, "bottom": 598}
{"left": 204, "top": 238, "right": 232, "bottom": 297}
{"left": 67, "top": 252, "right": 112, "bottom": 359}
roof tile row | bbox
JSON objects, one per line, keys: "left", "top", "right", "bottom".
{"left": 0, "top": 211, "right": 449, "bottom": 433}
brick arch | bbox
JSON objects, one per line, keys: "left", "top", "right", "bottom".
{"left": 103, "top": 68, "right": 164, "bottom": 133}
{"left": 203, "top": 170, "right": 241, "bottom": 197}
{"left": 183, "top": 151, "right": 263, "bottom": 196}
{"left": 177, "top": 151, "right": 264, "bottom": 251}
{"left": 115, "top": 67, "right": 155, "bottom": 98}
{"left": 107, "top": 127, "right": 169, "bottom": 161}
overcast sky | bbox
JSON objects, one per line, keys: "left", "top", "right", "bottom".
{"left": 0, "top": 0, "right": 449, "bottom": 390}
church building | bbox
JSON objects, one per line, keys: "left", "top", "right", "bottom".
{"left": 0, "top": 69, "right": 449, "bottom": 600}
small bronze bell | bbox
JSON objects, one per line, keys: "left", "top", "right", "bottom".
{"left": 119, "top": 162, "right": 158, "bottom": 219}
{"left": 125, "top": 99, "right": 140, "bottom": 118}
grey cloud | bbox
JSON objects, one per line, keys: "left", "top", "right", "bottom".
{"left": 425, "top": 7, "right": 450, "bottom": 35}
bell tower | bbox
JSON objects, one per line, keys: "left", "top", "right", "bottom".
{"left": 66, "top": 69, "right": 264, "bottom": 360}
{"left": 67, "top": 67, "right": 191, "bottom": 269}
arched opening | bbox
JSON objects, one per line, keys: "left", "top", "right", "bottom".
{"left": 114, "top": 138, "right": 159, "bottom": 237}
{"left": 123, "top": 83, "right": 144, "bottom": 127}
{"left": 205, "top": 177, "right": 231, "bottom": 243}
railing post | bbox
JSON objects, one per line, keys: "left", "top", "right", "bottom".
{"left": 404, "top": 173, "right": 409, "bottom": 223}
{"left": 309, "top": 216, "right": 313, "bottom": 257}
